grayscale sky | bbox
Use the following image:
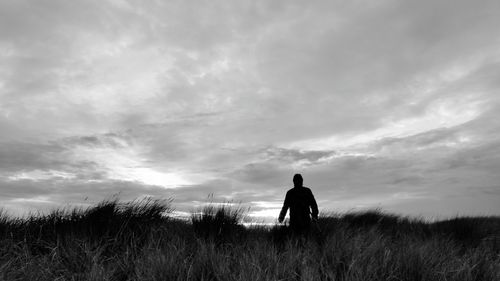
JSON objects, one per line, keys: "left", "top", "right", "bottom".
{"left": 1, "top": 0, "right": 500, "bottom": 220}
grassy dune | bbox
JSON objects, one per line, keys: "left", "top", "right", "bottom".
{"left": 0, "top": 199, "right": 499, "bottom": 281}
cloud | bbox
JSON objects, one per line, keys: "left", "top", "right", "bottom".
{"left": 0, "top": 132, "right": 135, "bottom": 175}
{"left": 265, "top": 147, "right": 336, "bottom": 163}
{"left": 1, "top": 0, "right": 500, "bottom": 218}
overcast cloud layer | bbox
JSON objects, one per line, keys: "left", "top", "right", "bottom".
{"left": 1, "top": 0, "right": 500, "bottom": 219}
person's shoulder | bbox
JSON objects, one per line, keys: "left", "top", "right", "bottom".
{"left": 286, "top": 188, "right": 299, "bottom": 196}
{"left": 303, "top": 186, "right": 313, "bottom": 194}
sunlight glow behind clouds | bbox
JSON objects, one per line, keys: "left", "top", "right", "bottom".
{"left": 111, "top": 167, "right": 191, "bottom": 189}
{"left": 69, "top": 142, "right": 194, "bottom": 188}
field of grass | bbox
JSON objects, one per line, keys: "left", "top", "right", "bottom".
{"left": 0, "top": 198, "right": 499, "bottom": 281}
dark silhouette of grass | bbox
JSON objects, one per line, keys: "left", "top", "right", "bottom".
{"left": 191, "top": 201, "right": 248, "bottom": 244}
{"left": 0, "top": 199, "right": 499, "bottom": 280}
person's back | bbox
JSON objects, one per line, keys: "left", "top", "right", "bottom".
{"left": 278, "top": 174, "right": 318, "bottom": 233}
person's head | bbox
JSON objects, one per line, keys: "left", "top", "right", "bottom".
{"left": 293, "top": 174, "right": 303, "bottom": 187}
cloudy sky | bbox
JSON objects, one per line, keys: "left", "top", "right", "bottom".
{"left": 1, "top": 0, "right": 500, "bottom": 220}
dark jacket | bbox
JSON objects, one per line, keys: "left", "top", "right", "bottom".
{"left": 279, "top": 186, "right": 318, "bottom": 229}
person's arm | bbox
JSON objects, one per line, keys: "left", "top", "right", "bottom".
{"left": 278, "top": 191, "right": 290, "bottom": 223}
{"left": 309, "top": 189, "right": 319, "bottom": 221}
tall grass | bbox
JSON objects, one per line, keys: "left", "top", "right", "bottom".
{"left": 191, "top": 202, "right": 247, "bottom": 244}
{"left": 0, "top": 199, "right": 498, "bottom": 281}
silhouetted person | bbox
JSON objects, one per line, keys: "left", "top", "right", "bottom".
{"left": 278, "top": 174, "right": 318, "bottom": 234}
